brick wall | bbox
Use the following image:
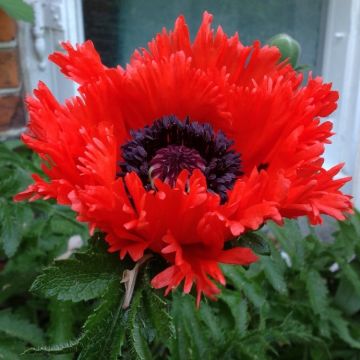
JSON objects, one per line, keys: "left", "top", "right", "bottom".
{"left": 0, "top": 9, "right": 25, "bottom": 135}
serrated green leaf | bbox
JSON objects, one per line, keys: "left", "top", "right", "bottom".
{"left": 0, "top": 203, "right": 32, "bottom": 257}
{"left": 30, "top": 252, "right": 123, "bottom": 302}
{"left": 0, "top": 167, "right": 21, "bottom": 197}
{"left": 144, "top": 289, "right": 174, "bottom": 344}
{"left": 268, "top": 220, "right": 305, "bottom": 268}
{"left": 170, "top": 293, "right": 192, "bottom": 360}
{"left": 222, "top": 265, "right": 265, "bottom": 308}
{"left": 173, "top": 293, "right": 207, "bottom": 359}
{"left": 261, "top": 256, "right": 288, "bottom": 295}
{"left": 318, "top": 319, "right": 331, "bottom": 339}
{"left": 334, "top": 218, "right": 359, "bottom": 258}
{"left": 25, "top": 338, "right": 82, "bottom": 355}
{"left": 0, "top": 310, "right": 44, "bottom": 346}
{"left": 264, "top": 316, "right": 318, "bottom": 347}
{"left": 198, "top": 302, "right": 225, "bottom": 344}
{"left": 305, "top": 270, "right": 328, "bottom": 317}
{"left": 219, "top": 290, "right": 248, "bottom": 337}
{"left": 328, "top": 309, "right": 360, "bottom": 349}
{"left": 78, "top": 282, "right": 125, "bottom": 360}
{"left": 128, "top": 289, "right": 152, "bottom": 360}
{"left": 0, "top": 0, "right": 34, "bottom": 22}
{"left": 341, "top": 261, "right": 360, "bottom": 297}
{"left": 131, "top": 321, "right": 153, "bottom": 360}
{"left": 49, "top": 212, "right": 85, "bottom": 235}
{"left": 335, "top": 276, "right": 360, "bottom": 316}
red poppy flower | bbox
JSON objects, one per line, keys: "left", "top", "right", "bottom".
{"left": 15, "top": 12, "right": 352, "bottom": 304}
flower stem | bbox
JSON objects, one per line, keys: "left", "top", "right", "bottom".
{"left": 120, "top": 254, "right": 153, "bottom": 309}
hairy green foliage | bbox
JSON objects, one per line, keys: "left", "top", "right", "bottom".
{"left": 30, "top": 252, "right": 123, "bottom": 302}
{"left": 128, "top": 289, "right": 153, "bottom": 360}
{"left": 306, "top": 269, "right": 329, "bottom": 317}
{"left": 77, "top": 282, "right": 126, "bottom": 360}
{"left": 0, "top": 142, "right": 88, "bottom": 357}
{"left": 2, "top": 141, "right": 360, "bottom": 359}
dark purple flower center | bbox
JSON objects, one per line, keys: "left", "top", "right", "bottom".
{"left": 118, "top": 115, "right": 242, "bottom": 203}
{"left": 149, "top": 145, "right": 206, "bottom": 186}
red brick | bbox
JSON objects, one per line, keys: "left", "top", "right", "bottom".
{"left": 0, "top": 9, "right": 16, "bottom": 42}
{"left": 0, "top": 49, "right": 19, "bottom": 88}
{"left": 0, "top": 95, "right": 24, "bottom": 130}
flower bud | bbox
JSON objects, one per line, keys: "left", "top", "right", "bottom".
{"left": 268, "top": 33, "right": 301, "bottom": 67}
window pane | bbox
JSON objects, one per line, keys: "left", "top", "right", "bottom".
{"left": 83, "top": 0, "right": 327, "bottom": 74}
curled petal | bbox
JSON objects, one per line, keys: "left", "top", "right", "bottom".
{"left": 49, "top": 41, "right": 108, "bottom": 85}
{"left": 152, "top": 231, "right": 257, "bottom": 305}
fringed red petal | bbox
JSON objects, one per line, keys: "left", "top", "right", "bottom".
{"left": 15, "top": 12, "right": 352, "bottom": 303}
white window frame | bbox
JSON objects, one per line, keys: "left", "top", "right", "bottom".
{"left": 19, "top": 0, "right": 84, "bottom": 103}
{"left": 18, "top": 0, "right": 360, "bottom": 206}
{"left": 322, "top": 0, "right": 360, "bottom": 206}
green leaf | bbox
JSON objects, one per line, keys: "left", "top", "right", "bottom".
{"left": 262, "top": 316, "right": 318, "bottom": 347}
{"left": 222, "top": 265, "right": 265, "bottom": 308}
{"left": 47, "top": 301, "right": 75, "bottom": 360}
{"left": 0, "top": 0, "right": 34, "bottom": 22}
{"left": 128, "top": 289, "right": 152, "bottom": 360}
{"left": 0, "top": 346, "right": 20, "bottom": 360}
{"left": 238, "top": 232, "right": 270, "bottom": 256}
{"left": 30, "top": 252, "right": 123, "bottom": 302}
{"left": 171, "top": 293, "right": 207, "bottom": 360}
{"left": 261, "top": 256, "right": 288, "bottom": 295}
{"left": 0, "top": 267, "right": 39, "bottom": 304}
{"left": 78, "top": 282, "right": 125, "bottom": 360}
{"left": 341, "top": 261, "right": 360, "bottom": 297}
{"left": 0, "top": 167, "right": 21, "bottom": 197}
{"left": 48, "top": 301, "right": 74, "bottom": 344}
{"left": 0, "top": 143, "right": 38, "bottom": 173}
{"left": 219, "top": 290, "right": 248, "bottom": 336}
{"left": 144, "top": 288, "right": 174, "bottom": 344}
{"left": 170, "top": 293, "right": 192, "bottom": 360}
{"left": 0, "top": 334, "right": 26, "bottom": 360}
{"left": 0, "top": 203, "right": 32, "bottom": 257}
{"left": 268, "top": 219, "right": 305, "bottom": 268}
{"left": 25, "top": 338, "right": 82, "bottom": 355}
{"left": 198, "top": 302, "right": 225, "bottom": 344}
{"left": 50, "top": 213, "right": 84, "bottom": 235}
{"left": 335, "top": 276, "right": 360, "bottom": 316}
{"left": 0, "top": 310, "right": 44, "bottom": 346}
{"left": 328, "top": 309, "right": 360, "bottom": 349}
{"left": 305, "top": 270, "right": 328, "bottom": 317}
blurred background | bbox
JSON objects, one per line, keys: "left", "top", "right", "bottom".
{"left": 1, "top": 0, "right": 359, "bottom": 205}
